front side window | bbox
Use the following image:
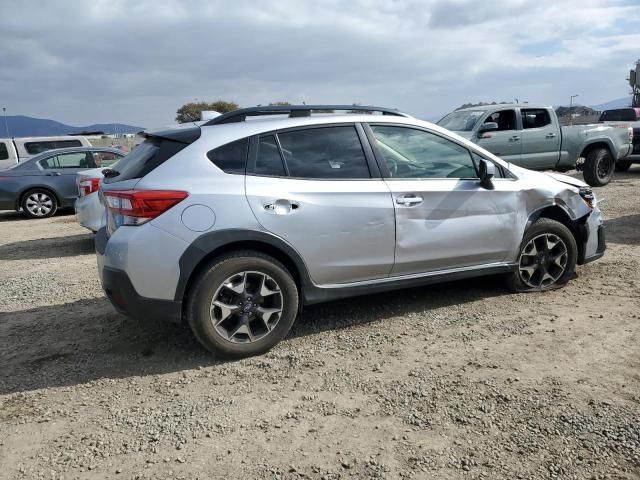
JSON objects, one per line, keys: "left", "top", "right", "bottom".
{"left": 40, "top": 152, "right": 92, "bottom": 169}
{"left": 277, "top": 126, "right": 370, "bottom": 179}
{"left": 521, "top": 109, "right": 551, "bottom": 129}
{"left": 484, "top": 110, "right": 516, "bottom": 131}
{"left": 370, "top": 125, "right": 478, "bottom": 179}
{"left": 207, "top": 138, "right": 249, "bottom": 174}
{"left": 25, "top": 140, "right": 82, "bottom": 155}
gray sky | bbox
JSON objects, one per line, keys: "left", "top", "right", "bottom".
{"left": 1, "top": 0, "right": 639, "bottom": 128}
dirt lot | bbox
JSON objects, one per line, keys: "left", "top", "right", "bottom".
{"left": 1, "top": 170, "right": 639, "bottom": 480}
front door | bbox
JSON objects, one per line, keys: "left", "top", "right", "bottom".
{"left": 245, "top": 125, "right": 396, "bottom": 285}
{"left": 366, "top": 124, "right": 519, "bottom": 276}
{"left": 475, "top": 109, "right": 522, "bottom": 163}
{"left": 519, "top": 108, "right": 561, "bottom": 169}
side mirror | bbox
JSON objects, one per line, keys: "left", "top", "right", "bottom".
{"left": 478, "top": 122, "right": 498, "bottom": 137}
{"left": 478, "top": 159, "right": 495, "bottom": 189}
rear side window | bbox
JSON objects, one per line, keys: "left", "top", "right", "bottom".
{"left": 40, "top": 152, "right": 92, "bottom": 169}
{"left": 521, "top": 109, "right": 551, "bottom": 129}
{"left": 255, "top": 136, "right": 286, "bottom": 176}
{"left": 277, "top": 126, "right": 370, "bottom": 179}
{"left": 25, "top": 140, "right": 82, "bottom": 155}
{"left": 207, "top": 138, "right": 249, "bottom": 174}
{"left": 0, "top": 142, "right": 8, "bottom": 160}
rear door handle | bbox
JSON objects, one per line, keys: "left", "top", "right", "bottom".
{"left": 263, "top": 199, "right": 299, "bottom": 215}
{"left": 396, "top": 194, "right": 423, "bottom": 207}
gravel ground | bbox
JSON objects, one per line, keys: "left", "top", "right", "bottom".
{"left": 1, "top": 170, "right": 639, "bottom": 480}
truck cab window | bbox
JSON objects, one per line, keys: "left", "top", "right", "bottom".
{"left": 521, "top": 109, "right": 551, "bottom": 129}
{"left": 484, "top": 110, "right": 516, "bottom": 131}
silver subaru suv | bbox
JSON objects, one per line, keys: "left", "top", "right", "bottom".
{"left": 96, "top": 105, "right": 605, "bottom": 358}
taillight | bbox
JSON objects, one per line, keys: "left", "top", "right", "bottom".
{"left": 78, "top": 177, "right": 99, "bottom": 197}
{"left": 103, "top": 190, "right": 188, "bottom": 226}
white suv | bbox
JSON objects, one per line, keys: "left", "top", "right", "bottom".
{"left": 95, "top": 105, "right": 605, "bottom": 358}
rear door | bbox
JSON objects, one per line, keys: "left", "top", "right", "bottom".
{"left": 519, "top": 108, "right": 560, "bottom": 169}
{"left": 244, "top": 124, "right": 396, "bottom": 285}
{"left": 474, "top": 109, "right": 522, "bottom": 163}
{"left": 39, "top": 151, "right": 95, "bottom": 204}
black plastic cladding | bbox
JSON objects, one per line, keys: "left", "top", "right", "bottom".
{"left": 202, "top": 105, "right": 410, "bottom": 126}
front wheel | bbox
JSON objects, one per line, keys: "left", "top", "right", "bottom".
{"left": 507, "top": 218, "right": 577, "bottom": 292}
{"left": 21, "top": 189, "right": 58, "bottom": 219}
{"left": 186, "top": 250, "right": 299, "bottom": 358}
{"left": 582, "top": 147, "right": 614, "bottom": 187}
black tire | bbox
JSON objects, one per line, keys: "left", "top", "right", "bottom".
{"left": 582, "top": 147, "right": 614, "bottom": 187}
{"left": 20, "top": 188, "right": 58, "bottom": 219}
{"left": 615, "top": 160, "right": 632, "bottom": 172}
{"left": 186, "top": 250, "right": 299, "bottom": 359}
{"left": 507, "top": 218, "right": 578, "bottom": 292}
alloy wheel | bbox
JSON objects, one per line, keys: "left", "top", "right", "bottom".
{"left": 210, "top": 271, "right": 283, "bottom": 344}
{"left": 518, "top": 233, "right": 568, "bottom": 288}
{"left": 26, "top": 192, "right": 53, "bottom": 217}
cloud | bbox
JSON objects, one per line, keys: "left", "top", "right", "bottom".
{"left": 0, "top": 0, "right": 638, "bottom": 127}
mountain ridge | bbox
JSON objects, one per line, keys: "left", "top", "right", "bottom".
{"left": 1, "top": 115, "right": 143, "bottom": 138}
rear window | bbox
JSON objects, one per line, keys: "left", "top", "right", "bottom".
{"left": 25, "top": 140, "right": 82, "bottom": 155}
{"left": 599, "top": 109, "right": 638, "bottom": 122}
{"left": 104, "top": 138, "right": 185, "bottom": 184}
{"left": 207, "top": 138, "right": 249, "bottom": 174}
{"left": 0, "top": 142, "right": 8, "bottom": 161}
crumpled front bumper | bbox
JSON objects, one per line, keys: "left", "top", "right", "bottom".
{"left": 580, "top": 207, "right": 605, "bottom": 264}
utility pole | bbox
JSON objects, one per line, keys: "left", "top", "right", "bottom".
{"left": 2, "top": 107, "right": 9, "bottom": 138}
{"left": 569, "top": 94, "right": 579, "bottom": 126}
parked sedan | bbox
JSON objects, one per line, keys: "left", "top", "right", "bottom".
{"left": 0, "top": 147, "right": 124, "bottom": 218}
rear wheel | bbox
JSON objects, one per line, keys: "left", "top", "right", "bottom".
{"left": 21, "top": 189, "right": 58, "bottom": 219}
{"left": 582, "top": 147, "right": 614, "bottom": 187}
{"left": 507, "top": 218, "right": 577, "bottom": 292}
{"left": 186, "top": 250, "right": 299, "bottom": 358}
{"left": 615, "top": 160, "right": 632, "bottom": 172}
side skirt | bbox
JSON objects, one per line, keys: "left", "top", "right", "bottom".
{"left": 301, "top": 263, "right": 517, "bottom": 305}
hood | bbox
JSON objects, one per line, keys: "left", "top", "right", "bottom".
{"left": 544, "top": 172, "right": 587, "bottom": 189}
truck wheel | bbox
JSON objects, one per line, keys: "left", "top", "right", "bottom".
{"left": 186, "top": 250, "right": 299, "bottom": 359}
{"left": 21, "top": 188, "right": 58, "bottom": 219}
{"left": 582, "top": 147, "right": 614, "bottom": 187}
{"left": 615, "top": 160, "right": 632, "bottom": 172}
{"left": 507, "top": 218, "right": 577, "bottom": 292}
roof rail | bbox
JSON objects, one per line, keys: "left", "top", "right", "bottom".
{"left": 202, "top": 105, "right": 411, "bottom": 126}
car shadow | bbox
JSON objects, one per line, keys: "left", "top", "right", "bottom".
{"left": 0, "top": 233, "right": 95, "bottom": 260}
{"left": 0, "top": 209, "right": 74, "bottom": 223}
{"left": 0, "top": 275, "right": 509, "bottom": 395}
{"left": 604, "top": 214, "right": 640, "bottom": 246}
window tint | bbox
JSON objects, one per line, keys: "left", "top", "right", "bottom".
{"left": 40, "top": 152, "right": 92, "bottom": 169}
{"left": 484, "top": 110, "right": 516, "bottom": 131}
{"left": 0, "top": 142, "right": 8, "bottom": 161}
{"left": 370, "top": 126, "right": 478, "bottom": 179}
{"left": 521, "top": 109, "right": 551, "bottom": 129}
{"left": 207, "top": 138, "right": 248, "bottom": 174}
{"left": 277, "top": 126, "right": 370, "bottom": 179}
{"left": 25, "top": 140, "right": 82, "bottom": 155}
{"left": 255, "top": 136, "right": 286, "bottom": 176}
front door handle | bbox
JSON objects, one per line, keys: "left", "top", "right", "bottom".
{"left": 46, "top": 172, "right": 61, "bottom": 176}
{"left": 395, "top": 194, "right": 423, "bottom": 207}
{"left": 546, "top": 133, "right": 557, "bottom": 138}
{"left": 263, "top": 199, "right": 299, "bottom": 215}
{"left": 510, "top": 135, "right": 520, "bottom": 142}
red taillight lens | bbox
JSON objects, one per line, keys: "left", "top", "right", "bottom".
{"left": 103, "top": 190, "right": 188, "bottom": 226}
{"left": 78, "top": 177, "right": 100, "bottom": 197}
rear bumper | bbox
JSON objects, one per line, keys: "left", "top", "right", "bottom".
{"left": 101, "top": 265, "right": 182, "bottom": 323}
{"left": 75, "top": 193, "right": 103, "bottom": 232}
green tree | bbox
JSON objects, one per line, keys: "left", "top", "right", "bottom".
{"left": 175, "top": 100, "right": 239, "bottom": 123}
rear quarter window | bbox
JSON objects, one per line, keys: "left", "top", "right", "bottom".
{"left": 0, "top": 142, "right": 8, "bottom": 160}
{"left": 207, "top": 138, "right": 249, "bottom": 174}
{"left": 25, "top": 140, "right": 82, "bottom": 155}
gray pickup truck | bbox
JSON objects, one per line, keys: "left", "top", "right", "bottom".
{"left": 437, "top": 104, "right": 633, "bottom": 186}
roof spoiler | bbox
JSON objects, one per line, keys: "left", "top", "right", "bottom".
{"left": 202, "top": 105, "right": 411, "bottom": 126}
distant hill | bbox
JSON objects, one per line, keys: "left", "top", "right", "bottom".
{"left": 1, "top": 115, "right": 143, "bottom": 138}
{"left": 591, "top": 97, "right": 633, "bottom": 111}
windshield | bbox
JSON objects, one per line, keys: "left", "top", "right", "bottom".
{"left": 437, "top": 110, "right": 485, "bottom": 131}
